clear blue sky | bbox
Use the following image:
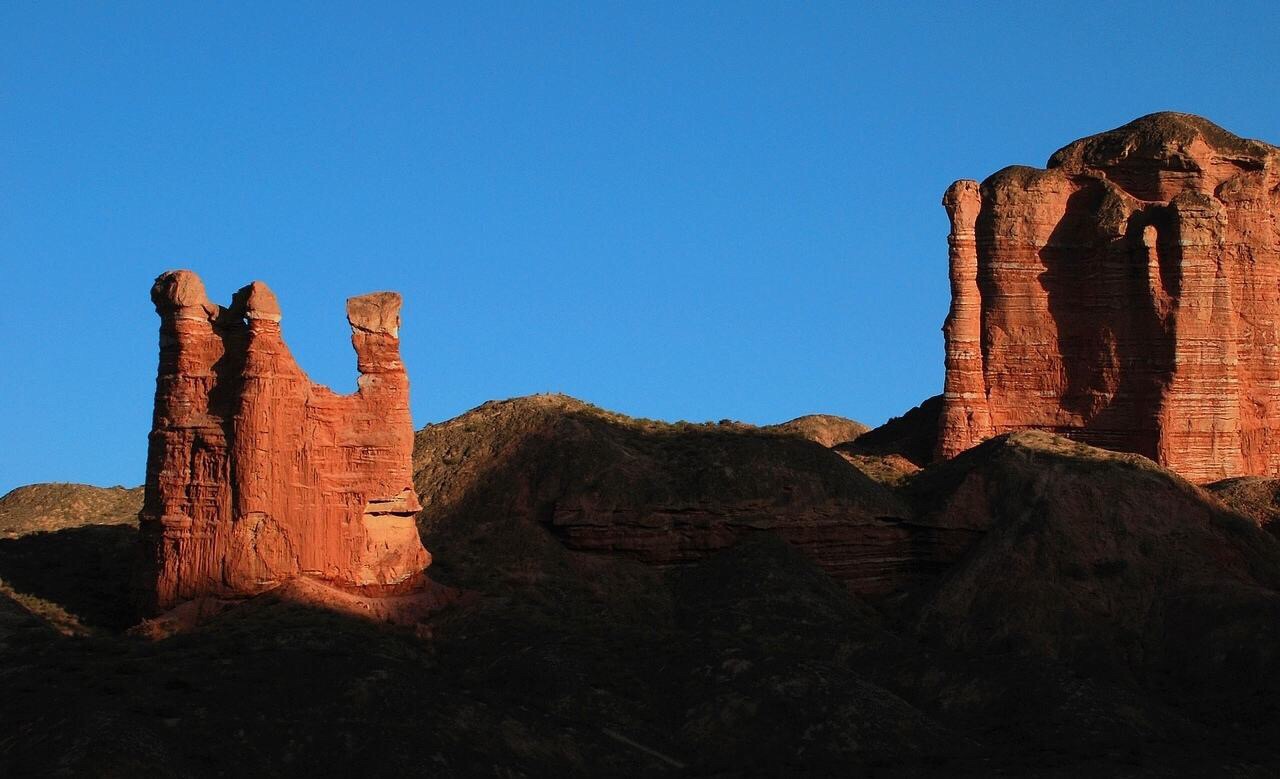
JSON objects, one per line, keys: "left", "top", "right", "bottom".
{"left": 3, "top": 2, "right": 1279, "bottom": 491}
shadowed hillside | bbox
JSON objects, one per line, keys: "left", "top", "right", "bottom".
{"left": 412, "top": 394, "right": 931, "bottom": 594}
{"left": 2, "top": 396, "right": 1280, "bottom": 774}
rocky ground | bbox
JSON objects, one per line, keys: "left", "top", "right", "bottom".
{"left": 3, "top": 394, "right": 1280, "bottom": 776}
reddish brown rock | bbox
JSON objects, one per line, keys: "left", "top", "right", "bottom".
{"left": 139, "top": 270, "right": 432, "bottom": 613}
{"left": 937, "top": 113, "right": 1280, "bottom": 481}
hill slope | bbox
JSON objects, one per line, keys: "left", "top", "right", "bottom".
{"left": 413, "top": 394, "right": 925, "bottom": 594}
{"left": 0, "top": 483, "right": 141, "bottom": 538}
{"left": 3, "top": 397, "right": 1280, "bottom": 773}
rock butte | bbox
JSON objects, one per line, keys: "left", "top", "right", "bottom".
{"left": 138, "top": 270, "right": 433, "bottom": 614}
{"left": 938, "top": 112, "right": 1280, "bottom": 482}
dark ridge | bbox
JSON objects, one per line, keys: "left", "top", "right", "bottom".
{"left": 843, "top": 395, "right": 943, "bottom": 467}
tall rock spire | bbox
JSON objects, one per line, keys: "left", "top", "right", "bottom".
{"left": 139, "top": 270, "right": 431, "bottom": 613}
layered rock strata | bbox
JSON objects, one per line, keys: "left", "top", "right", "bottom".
{"left": 938, "top": 112, "right": 1280, "bottom": 481}
{"left": 139, "top": 271, "right": 431, "bottom": 612}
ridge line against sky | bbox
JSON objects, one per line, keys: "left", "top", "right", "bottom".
{"left": 3, "top": 1, "right": 1280, "bottom": 491}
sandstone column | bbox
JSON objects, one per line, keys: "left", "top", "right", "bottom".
{"left": 1157, "top": 193, "right": 1241, "bottom": 480}
{"left": 937, "top": 179, "right": 993, "bottom": 459}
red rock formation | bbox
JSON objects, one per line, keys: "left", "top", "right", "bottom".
{"left": 938, "top": 113, "right": 1280, "bottom": 481}
{"left": 139, "top": 270, "right": 431, "bottom": 613}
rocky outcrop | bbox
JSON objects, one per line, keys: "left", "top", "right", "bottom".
{"left": 938, "top": 113, "right": 1280, "bottom": 481}
{"left": 138, "top": 271, "right": 431, "bottom": 613}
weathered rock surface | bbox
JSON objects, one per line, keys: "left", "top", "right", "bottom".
{"left": 938, "top": 113, "right": 1280, "bottom": 481}
{"left": 412, "top": 394, "right": 959, "bottom": 595}
{"left": 0, "top": 483, "right": 142, "bottom": 539}
{"left": 139, "top": 271, "right": 431, "bottom": 613}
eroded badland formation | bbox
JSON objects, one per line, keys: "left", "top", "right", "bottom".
{"left": 7, "top": 113, "right": 1280, "bottom": 775}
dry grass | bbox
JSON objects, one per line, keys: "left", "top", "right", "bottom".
{"left": 0, "top": 577, "right": 93, "bottom": 637}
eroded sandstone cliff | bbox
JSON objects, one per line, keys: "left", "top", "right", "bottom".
{"left": 938, "top": 112, "right": 1280, "bottom": 481}
{"left": 138, "top": 271, "right": 431, "bottom": 612}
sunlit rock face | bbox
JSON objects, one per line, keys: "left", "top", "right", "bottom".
{"left": 139, "top": 270, "right": 430, "bottom": 612}
{"left": 937, "top": 112, "right": 1280, "bottom": 482}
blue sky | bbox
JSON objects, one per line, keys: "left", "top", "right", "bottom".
{"left": 3, "top": 2, "right": 1280, "bottom": 491}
